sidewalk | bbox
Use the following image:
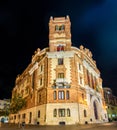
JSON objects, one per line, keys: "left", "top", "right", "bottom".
{"left": 0, "top": 122, "right": 116, "bottom": 130}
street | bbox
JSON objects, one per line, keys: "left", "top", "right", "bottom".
{"left": 0, "top": 122, "right": 117, "bottom": 130}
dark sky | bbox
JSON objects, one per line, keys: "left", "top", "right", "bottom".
{"left": 0, "top": 0, "right": 117, "bottom": 99}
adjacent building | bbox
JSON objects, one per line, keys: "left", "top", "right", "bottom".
{"left": 9, "top": 16, "right": 108, "bottom": 125}
{"left": 0, "top": 99, "right": 10, "bottom": 123}
{"left": 103, "top": 87, "right": 117, "bottom": 121}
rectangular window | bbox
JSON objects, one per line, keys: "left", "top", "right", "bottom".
{"left": 58, "top": 58, "right": 63, "bottom": 65}
{"left": 14, "top": 115, "right": 16, "bottom": 120}
{"left": 67, "top": 109, "right": 70, "bottom": 117}
{"left": 94, "top": 77, "right": 97, "bottom": 87}
{"left": 79, "top": 63, "right": 82, "bottom": 71}
{"left": 22, "top": 113, "right": 26, "bottom": 119}
{"left": 91, "top": 74, "right": 95, "bottom": 89}
{"left": 87, "top": 70, "right": 90, "bottom": 86}
{"left": 40, "top": 78, "right": 42, "bottom": 85}
{"left": 58, "top": 73, "right": 64, "bottom": 78}
{"left": 57, "top": 45, "right": 64, "bottom": 51}
{"left": 29, "top": 112, "right": 32, "bottom": 123}
{"left": 38, "top": 110, "right": 40, "bottom": 118}
{"left": 66, "top": 91, "right": 70, "bottom": 99}
{"left": 59, "top": 109, "right": 65, "bottom": 117}
{"left": 53, "top": 109, "right": 57, "bottom": 117}
{"left": 80, "top": 76, "right": 83, "bottom": 84}
{"left": 38, "top": 94, "right": 41, "bottom": 103}
{"left": 40, "top": 65, "right": 43, "bottom": 72}
{"left": 32, "top": 71, "right": 35, "bottom": 89}
{"left": 58, "top": 91, "right": 65, "bottom": 100}
{"left": 18, "top": 114, "right": 20, "bottom": 119}
{"left": 82, "top": 93, "right": 84, "bottom": 101}
{"left": 53, "top": 91, "right": 57, "bottom": 100}
{"left": 84, "top": 110, "right": 87, "bottom": 117}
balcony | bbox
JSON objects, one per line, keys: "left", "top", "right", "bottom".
{"left": 52, "top": 78, "right": 70, "bottom": 89}
{"left": 56, "top": 78, "right": 67, "bottom": 83}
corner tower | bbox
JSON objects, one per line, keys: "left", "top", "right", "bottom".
{"left": 49, "top": 15, "right": 72, "bottom": 52}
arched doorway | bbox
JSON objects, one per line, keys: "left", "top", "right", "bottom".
{"left": 93, "top": 101, "right": 98, "bottom": 120}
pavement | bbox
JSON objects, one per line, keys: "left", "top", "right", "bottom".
{"left": 0, "top": 121, "right": 117, "bottom": 130}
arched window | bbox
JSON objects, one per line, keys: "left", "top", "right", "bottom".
{"left": 82, "top": 93, "right": 84, "bottom": 101}
{"left": 61, "top": 25, "right": 65, "bottom": 30}
{"left": 55, "top": 25, "right": 59, "bottom": 31}
{"left": 79, "top": 63, "right": 82, "bottom": 71}
{"left": 53, "top": 91, "right": 57, "bottom": 100}
{"left": 38, "top": 110, "right": 40, "bottom": 118}
{"left": 87, "top": 70, "right": 90, "bottom": 86}
{"left": 53, "top": 109, "right": 57, "bottom": 117}
{"left": 66, "top": 91, "right": 70, "bottom": 99}
{"left": 57, "top": 45, "right": 64, "bottom": 51}
{"left": 84, "top": 109, "right": 87, "bottom": 117}
{"left": 93, "top": 101, "right": 98, "bottom": 119}
{"left": 58, "top": 91, "right": 65, "bottom": 99}
{"left": 94, "top": 77, "right": 97, "bottom": 87}
{"left": 67, "top": 108, "right": 70, "bottom": 117}
{"left": 80, "top": 76, "right": 83, "bottom": 84}
{"left": 91, "top": 74, "right": 94, "bottom": 89}
{"left": 40, "top": 78, "right": 42, "bottom": 85}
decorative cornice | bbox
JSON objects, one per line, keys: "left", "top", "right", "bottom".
{"left": 29, "top": 62, "right": 38, "bottom": 75}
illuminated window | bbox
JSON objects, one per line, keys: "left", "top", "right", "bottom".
{"left": 57, "top": 45, "right": 64, "bottom": 51}
{"left": 59, "top": 109, "right": 65, "bottom": 117}
{"left": 58, "top": 91, "right": 65, "bottom": 99}
{"left": 58, "top": 73, "right": 64, "bottom": 78}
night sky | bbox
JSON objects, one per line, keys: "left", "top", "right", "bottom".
{"left": 0, "top": 0, "right": 117, "bottom": 99}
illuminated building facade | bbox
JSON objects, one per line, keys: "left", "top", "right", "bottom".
{"left": 0, "top": 99, "right": 10, "bottom": 123}
{"left": 103, "top": 87, "right": 117, "bottom": 121}
{"left": 9, "top": 16, "right": 108, "bottom": 125}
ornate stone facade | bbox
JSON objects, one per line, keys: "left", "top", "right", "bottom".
{"left": 9, "top": 16, "right": 108, "bottom": 125}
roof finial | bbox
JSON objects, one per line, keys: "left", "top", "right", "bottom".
{"left": 50, "top": 16, "right": 53, "bottom": 20}
{"left": 66, "top": 15, "right": 69, "bottom": 19}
